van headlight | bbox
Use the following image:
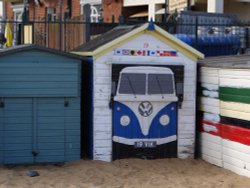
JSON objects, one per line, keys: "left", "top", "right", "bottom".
{"left": 120, "top": 115, "right": 130, "bottom": 126}
{"left": 159, "top": 115, "right": 170, "bottom": 126}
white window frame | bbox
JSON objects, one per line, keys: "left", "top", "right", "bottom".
{"left": 80, "top": 0, "right": 101, "bottom": 22}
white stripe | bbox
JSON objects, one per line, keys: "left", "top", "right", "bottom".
{"left": 220, "top": 78, "right": 250, "bottom": 88}
{"left": 201, "top": 83, "right": 219, "bottom": 91}
{"left": 203, "top": 112, "right": 220, "bottom": 122}
{"left": 202, "top": 90, "right": 219, "bottom": 98}
{"left": 203, "top": 123, "right": 218, "bottom": 133}
{"left": 199, "top": 104, "right": 220, "bottom": 114}
{"left": 113, "top": 135, "right": 177, "bottom": 145}
{"left": 199, "top": 97, "right": 220, "bottom": 107}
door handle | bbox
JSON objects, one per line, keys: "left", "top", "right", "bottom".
{"left": 32, "top": 151, "right": 39, "bottom": 156}
{"left": 0, "top": 99, "right": 4, "bottom": 108}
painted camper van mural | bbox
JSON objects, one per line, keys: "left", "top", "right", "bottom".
{"left": 112, "top": 66, "right": 178, "bottom": 159}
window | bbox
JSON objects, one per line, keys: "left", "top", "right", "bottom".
{"left": 119, "top": 73, "right": 146, "bottom": 95}
{"left": 148, "top": 74, "right": 174, "bottom": 94}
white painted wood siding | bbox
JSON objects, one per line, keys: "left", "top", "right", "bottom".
{"left": 92, "top": 34, "right": 197, "bottom": 161}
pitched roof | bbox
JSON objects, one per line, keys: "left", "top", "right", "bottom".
{"left": 0, "top": 44, "right": 88, "bottom": 60}
{"left": 199, "top": 54, "right": 250, "bottom": 69}
{"left": 74, "top": 25, "right": 141, "bottom": 52}
{"left": 72, "top": 23, "right": 204, "bottom": 61}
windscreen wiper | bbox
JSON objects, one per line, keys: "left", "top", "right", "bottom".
{"left": 156, "top": 76, "right": 164, "bottom": 99}
{"left": 127, "top": 76, "right": 137, "bottom": 98}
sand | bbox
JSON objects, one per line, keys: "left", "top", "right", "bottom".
{"left": 0, "top": 158, "right": 250, "bottom": 188}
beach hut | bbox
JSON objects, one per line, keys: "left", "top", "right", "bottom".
{"left": 198, "top": 55, "right": 250, "bottom": 177}
{"left": 73, "top": 23, "right": 204, "bottom": 161}
{"left": 0, "top": 45, "right": 87, "bottom": 164}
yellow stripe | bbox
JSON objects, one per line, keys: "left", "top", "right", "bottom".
{"left": 221, "top": 101, "right": 250, "bottom": 114}
{"left": 220, "top": 109, "right": 250, "bottom": 121}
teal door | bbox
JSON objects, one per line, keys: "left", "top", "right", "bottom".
{"left": 1, "top": 98, "right": 33, "bottom": 164}
{"left": 0, "top": 98, "right": 67, "bottom": 164}
{"left": 35, "top": 98, "right": 65, "bottom": 163}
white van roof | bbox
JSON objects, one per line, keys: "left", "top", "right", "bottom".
{"left": 120, "top": 66, "right": 174, "bottom": 74}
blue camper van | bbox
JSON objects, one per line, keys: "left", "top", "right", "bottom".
{"left": 112, "top": 66, "right": 178, "bottom": 159}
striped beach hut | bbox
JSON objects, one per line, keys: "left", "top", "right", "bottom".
{"left": 198, "top": 55, "right": 250, "bottom": 177}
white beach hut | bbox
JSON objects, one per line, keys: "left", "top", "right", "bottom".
{"left": 73, "top": 22, "right": 204, "bottom": 161}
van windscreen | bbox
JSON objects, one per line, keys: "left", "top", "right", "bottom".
{"left": 119, "top": 73, "right": 146, "bottom": 95}
{"left": 148, "top": 74, "right": 174, "bottom": 94}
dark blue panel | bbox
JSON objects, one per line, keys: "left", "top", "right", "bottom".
{"left": 113, "top": 102, "right": 177, "bottom": 139}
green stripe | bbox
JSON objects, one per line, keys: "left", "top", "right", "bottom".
{"left": 220, "top": 93, "right": 250, "bottom": 104}
{"left": 220, "top": 87, "right": 250, "bottom": 96}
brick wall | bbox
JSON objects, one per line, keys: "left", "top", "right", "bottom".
{"left": 4, "top": 0, "right": 81, "bottom": 21}
{"left": 102, "top": 0, "right": 123, "bottom": 23}
{"left": 102, "top": 0, "right": 150, "bottom": 23}
{"left": 5, "top": 3, "right": 14, "bottom": 20}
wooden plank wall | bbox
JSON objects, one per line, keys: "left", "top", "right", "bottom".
{"left": 198, "top": 66, "right": 250, "bottom": 178}
{"left": 0, "top": 50, "right": 80, "bottom": 97}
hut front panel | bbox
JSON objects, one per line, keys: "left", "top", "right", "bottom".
{"left": 92, "top": 34, "right": 197, "bottom": 161}
{"left": 0, "top": 50, "right": 81, "bottom": 164}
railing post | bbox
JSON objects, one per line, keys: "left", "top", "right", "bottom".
{"left": 118, "top": 16, "right": 123, "bottom": 25}
{"left": 112, "top": 15, "right": 115, "bottom": 25}
{"left": 246, "top": 27, "right": 249, "bottom": 49}
{"left": 64, "top": 19, "right": 67, "bottom": 51}
{"left": 195, "top": 17, "right": 198, "bottom": 49}
{"left": 84, "top": 4, "right": 91, "bottom": 43}
{"left": 59, "top": 0, "right": 63, "bottom": 51}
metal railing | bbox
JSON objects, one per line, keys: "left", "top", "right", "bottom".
{"left": 0, "top": 18, "right": 249, "bottom": 57}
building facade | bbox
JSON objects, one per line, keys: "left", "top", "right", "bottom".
{"left": 102, "top": 0, "right": 166, "bottom": 23}
{"left": 2, "top": 0, "right": 102, "bottom": 22}
{"left": 168, "top": 0, "right": 250, "bottom": 21}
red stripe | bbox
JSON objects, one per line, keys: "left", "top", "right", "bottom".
{"left": 199, "top": 119, "right": 250, "bottom": 146}
{"left": 221, "top": 124, "right": 250, "bottom": 146}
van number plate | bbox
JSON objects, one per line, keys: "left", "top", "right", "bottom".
{"left": 134, "top": 141, "right": 156, "bottom": 148}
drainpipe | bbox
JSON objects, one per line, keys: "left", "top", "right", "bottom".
{"left": 2, "top": 1, "right": 6, "bottom": 20}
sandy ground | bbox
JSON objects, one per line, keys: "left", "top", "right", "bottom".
{"left": 1, "top": 158, "right": 250, "bottom": 188}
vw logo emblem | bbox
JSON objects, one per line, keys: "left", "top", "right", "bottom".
{"left": 138, "top": 101, "right": 153, "bottom": 117}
